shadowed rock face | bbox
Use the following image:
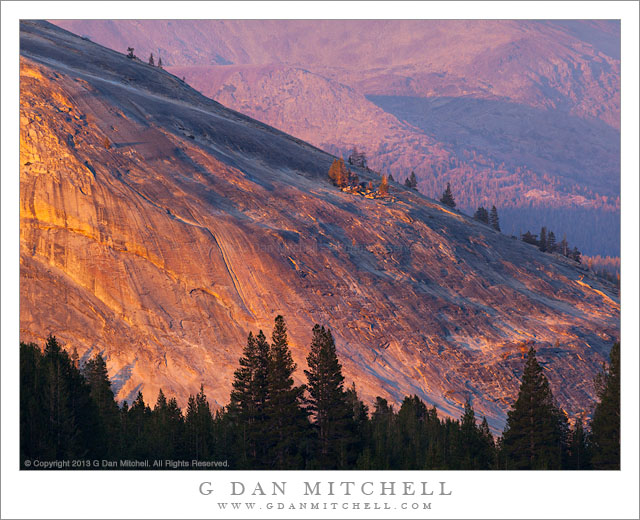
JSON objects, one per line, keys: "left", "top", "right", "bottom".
{"left": 51, "top": 19, "right": 621, "bottom": 256}
{"left": 20, "top": 21, "right": 619, "bottom": 430}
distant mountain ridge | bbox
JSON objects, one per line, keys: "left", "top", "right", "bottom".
{"left": 21, "top": 21, "right": 619, "bottom": 430}
{"left": 52, "top": 19, "right": 620, "bottom": 256}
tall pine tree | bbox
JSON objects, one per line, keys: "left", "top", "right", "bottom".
{"left": 590, "top": 342, "right": 620, "bottom": 469}
{"left": 474, "top": 207, "right": 489, "bottom": 224}
{"left": 440, "top": 182, "right": 456, "bottom": 208}
{"left": 304, "top": 325, "right": 353, "bottom": 468}
{"left": 501, "top": 347, "right": 568, "bottom": 469}
{"left": 404, "top": 171, "right": 418, "bottom": 189}
{"left": 539, "top": 227, "right": 547, "bottom": 252}
{"left": 228, "top": 331, "right": 271, "bottom": 467}
{"left": 265, "top": 316, "right": 309, "bottom": 469}
{"left": 489, "top": 205, "right": 501, "bottom": 231}
{"left": 83, "top": 353, "right": 121, "bottom": 458}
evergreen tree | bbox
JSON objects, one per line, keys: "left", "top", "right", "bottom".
{"left": 458, "top": 400, "right": 494, "bottom": 469}
{"left": 126, "top": 47, "right": 135, "bottom": 59}
{"left": 148, "top": 53, "right": 154, "bottom": 66}
{"left": 35, "top": 336, "right": 101, "bottom": 462}
{"left": 404, "top": 171, "right": 418, "bottom": 189}
{"left": 83, "top": 353, "right": 121, "bottom": 457}
{"left": 150, "top": 390, "right": 184, "bottom": 460}
{"left": 571, "top": 246, "right": 582, "bottom": 263}
{"left": 521, "top": 231, "right": 538, "bottom": 245}
{"left": 361, "top": 397, "right": 397, "bottom": 469}
{"left": 228, "top": 331, "right": 271, "bottom": 467}
{"left": 184, "top": 385, "right": 215, "bottom": 460}
{"left": 590, "top": 342, "right": 620, "bottom": 469}
{"left": 396, "top": 395, "right": 429, "bottom": 469}
{"left": 378, "top": 175, "right": 389, "bottom": 196}
{"left": 265, "top": 316, "right": 309, "bottom": 469}
{"left": 479, "top": 417, "right": 496, "bottom": 468}
{"left": 388, "top": 173, "right": 394, "bottom": 182}
{"left": 567, "top": 416, "right": 590, "bottom": 469}
{"left": 347, "top": 147, "right": 367, "bottom": 168}
{"left": 304, "top": 325, "right": 352, "bottom": 468}
{"left": 474, "top": 206, "right": 489, "bottom": 224}
{"left": 547, "top": 231, "right": 557, "bottom": 253}
{"left": 127, "top": 391, "right": 152, "bottom": 459}
{"left": 70, "top": 347, "right": 79, "bottom": 368}
{"left": 501, "top": 347, "right": 568, "bottom": 469}
{"left": 539, "top": 227, "right": 547, "bottom": 252}
{"left": 489, "top": 205, "right": 501, "bottom": 231}
{"left": 344, "top": 383, "right": 368, "bottom": 467}
{"left": 440, "top": 182, "right": 456, "bottom": 208}
{"left": 157, "top": 57, "right": 163, "bottom": 69}
{"left": 560, "top": 234, "right": 569, "bottom": 256}
{"left": 328, "top": 158, "right": 349, "bottom": 187}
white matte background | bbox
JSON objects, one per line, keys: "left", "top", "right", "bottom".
{"left": 2, "top": 2, "right": 638, "bottom": 519}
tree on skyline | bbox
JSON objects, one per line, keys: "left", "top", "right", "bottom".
{"left": 404, "top": 171, "right": 418, "bottom": 189}
{"left": 378, "top": 174, "right": 389, "bottom": 196}
{"left": 440, "top": 182, "right": 456, "bottom": 208}
{"left": 500, "top": 347, "right": 568, "bottom": 469}
{"left": 489, "top": 205, "right": 500, "bottom": 231}
{"left": 539, "top": 226, "right": 547, "bottom": 252}
{"left": 348, "top": 147, "right": 367, "bottom": 169}
{"left": 304, "top": 325, "right": 352, "bottom": 468}
{"left": 590, "top": 342, "right": 620, "bottom": 469}
{"left": 474, "top": 206, "right": 489, "bottom": 224}
{"left": 265, "top": 315, "right": 309, "bottom": 469}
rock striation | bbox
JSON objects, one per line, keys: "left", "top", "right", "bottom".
{"left": 20, "top": 21, "right": 619, "bottom": 430}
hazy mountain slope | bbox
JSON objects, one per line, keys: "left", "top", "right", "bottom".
{"left": 169, "top": 64, "right": 451, "bottom": 176}
{"left": 52, "top": 19, "right": 620, "bottom": 256}
{"left": 21, "top": 21, "right": 619, "bottom": 430}
{"left": 53, "top": 20, "right": 620, "bottom": 126}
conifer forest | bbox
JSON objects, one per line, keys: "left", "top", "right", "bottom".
{"left": 20, "top": 317, "right": 619, "bottom": 471}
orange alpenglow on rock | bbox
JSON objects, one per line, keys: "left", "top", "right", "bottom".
{"left": 19, "top": 21, "right": 619, "bottom": 431}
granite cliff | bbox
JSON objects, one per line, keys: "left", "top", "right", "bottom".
{"left": 20, "top": 21, "right": 619, "bottom": 430}
{"left": 53, "top": 19, "right": 621, "bottom": 256}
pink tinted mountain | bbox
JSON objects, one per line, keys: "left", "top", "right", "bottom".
{"left": 21, "top": 21, "right": 619, "bottom": 431}
{"left": 52, "top": 19, "right": 621, "bottom": 257}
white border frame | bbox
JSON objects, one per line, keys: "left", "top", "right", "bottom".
{"left": 2, "top": 2, "right": 638, "bottom": 519}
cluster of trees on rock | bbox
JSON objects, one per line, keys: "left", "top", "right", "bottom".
{"left": 326, "top": 160, "right": 597, "bottom": 269}
{"left": 347, "top": 147, "right": 367, "bottom": 169}
{"left": 125, "top": 47, "right": 163, "bottom": 68}
{"left": 473, "top": 205, "right": 501, "bottom": 231}
{"left": 21, "top": 318, "right": 619, "bottom": 470}
{"left": 440, "top": 182, "right": 456, "bottom": 208}
{"left": 404, "top": 171, "right": 418, "bottom": 189}
{"left": 148, "top": 53, "right": 163, "bottom": 68}
{"left": 328, "top": 158, "right": 359, "bottom": 188}
{"left": 583, "top": 255, "right": 620, "bottom": 286}
{"left": 521, "top": 227, "right": 581, "bottom": 262}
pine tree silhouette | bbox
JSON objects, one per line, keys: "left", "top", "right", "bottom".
{"left": 440, "top": 182, "right": 456, "bottom": 208}
{"left": 265, "top": 316, "right": 309, "bottom": 469}
{"left": 539, "top": 227, "right": 547, "bottom": 252}
{"left": 304, "top": 325, "right": 352, "bottom": 468}
{"left": 474, "top": 207, "right": 489, "bottom": 224}
{"left": 404, "top": 171, "right": 418, "bottom": 189}
{"left": 590, "top": 342, "right": 620, "bottom": 469}
{"left": 489, "top": 205, "right": 501, "bottom": 232}
{"left": 500, "top": 347, "right": 568, "bottom": 469}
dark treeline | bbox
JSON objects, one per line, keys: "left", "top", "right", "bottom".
{"left": 521, "top": 226, "right": 582, "bottom": 263}
{"left": 20, "top": 318, "right": 619, "bottom": 470}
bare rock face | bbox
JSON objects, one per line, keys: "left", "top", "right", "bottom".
{"left": 20, "top": 22, "right": 619, "bottom": 430}
{"left": 51, "top": 19, "right": 620, "bottom": 256}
